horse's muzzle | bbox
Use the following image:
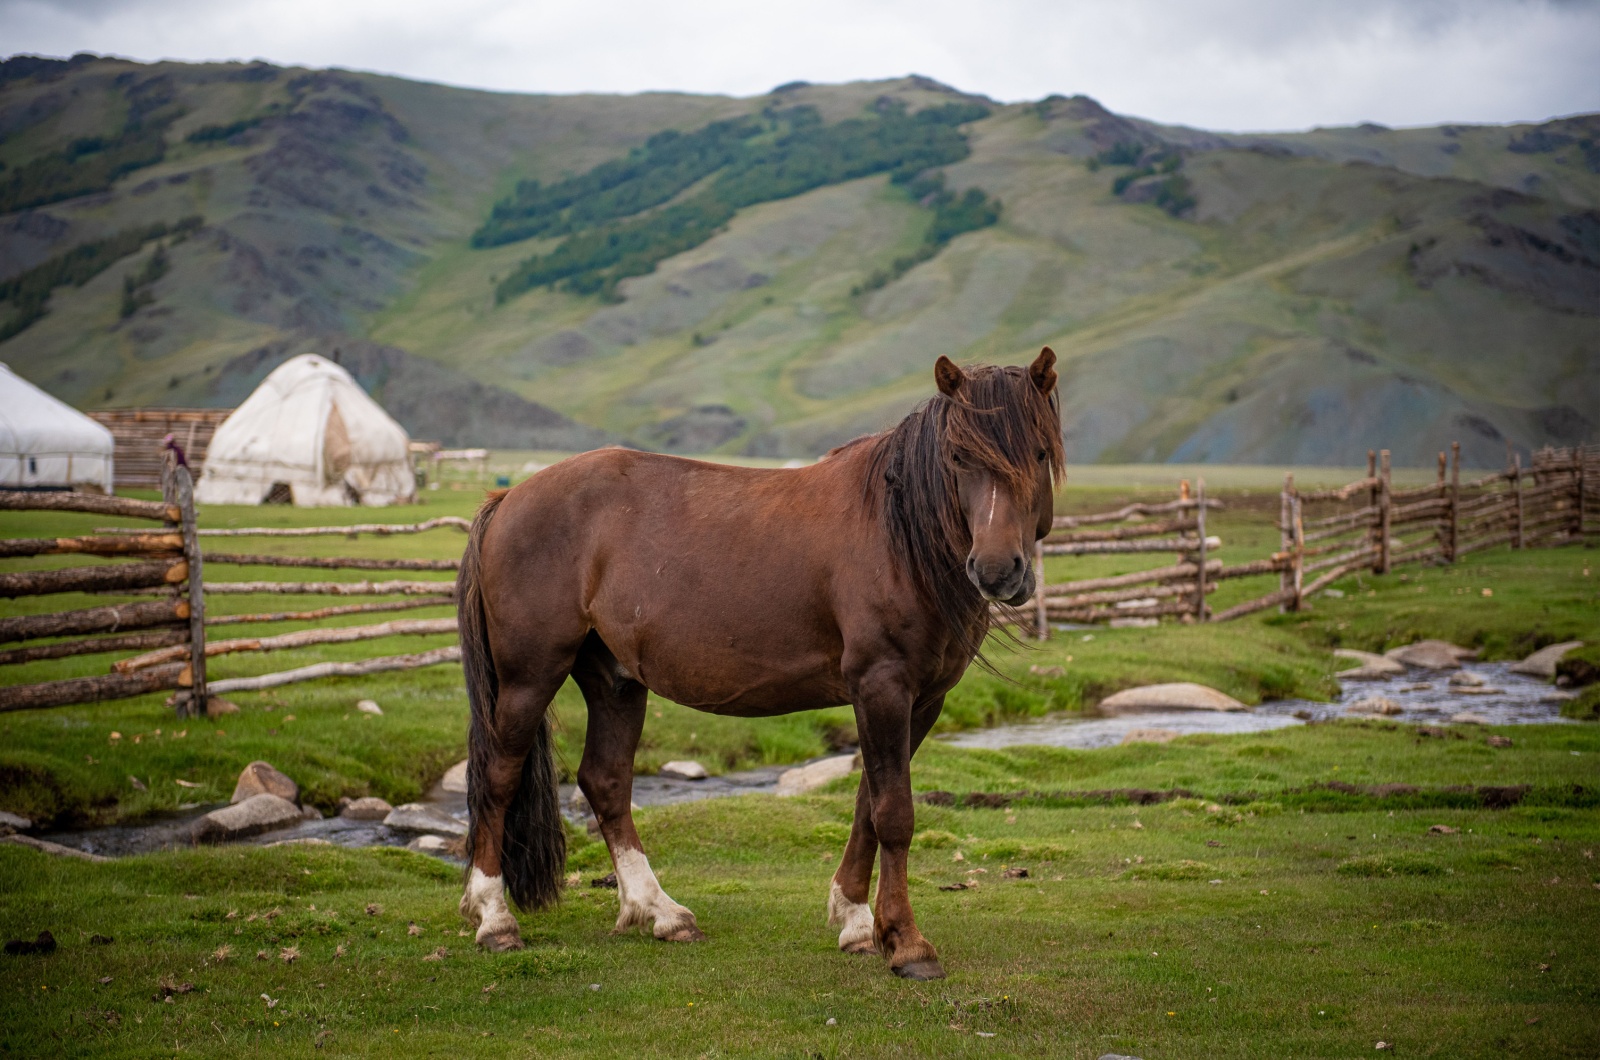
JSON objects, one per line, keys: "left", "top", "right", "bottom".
{"left": 967, "top": 554, "right": 1030, "bottom": 604}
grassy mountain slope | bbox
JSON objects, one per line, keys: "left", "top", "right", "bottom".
{"left": 1, "top": 56, "right": 1596, "bottom": 463}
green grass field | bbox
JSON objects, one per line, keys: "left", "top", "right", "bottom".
{"left": 3, "top": 720, "right": 1598, "bottom": 1057}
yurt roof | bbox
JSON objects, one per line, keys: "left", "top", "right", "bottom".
{"left": 0, "top": 363, "right": 114, "bottom": 459}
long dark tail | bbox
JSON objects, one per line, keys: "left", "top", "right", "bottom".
{"left": 460, "top": 490, "right": 566, "bottom": 911}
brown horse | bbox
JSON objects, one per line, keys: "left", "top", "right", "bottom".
{"left": 457, "top": 349, "right": 1063, "bottom": 980}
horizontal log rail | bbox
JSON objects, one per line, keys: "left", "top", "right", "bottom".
{"left": 0, "top": 533, "right": 183, "bottom": 559}
{"left": 1043, "top": 559, "right": 1220, "bottom": 597}
{"left": 1391, "top": 497, "right": 1448, "bottom": 521}
{"left": 1303, "top": 544, "right": 1377, "bottom": 577}
{"left": 1045, "top": 599, "right": 1203, "bottom": 623}
{"left": 205, "top": 646, "right": 462, "bottom": 695}
{"left": 1051, "top": 498, "right": 1220, "bottom": 529}
{"left": 1214, "top": 556, "right": 1290, "bottom": 579}
{"left": 0, "top": 598, "right": 188, "bottom": 644}
{"left": 0, "top": 628, "right": 187, "bottom": 667}
{"left": 195, "top": 579, "right": 456, "bottom": 597}
{"left": 1299, "top": 560, "right": 1367, "bottom": 601}
{"left": 1211, "top": 586, "right": 1296, "bottom": 623}
{"left": 0, "top": 558, "right": 187, "bottom": 599}
{"left": 0, "top": 490, "right": 177, "bottom": 522}
{"left": 0, "top": 662, "right": 186, "bottom": 713}
{"left": 1301, "top": 522, "right": 1370, "bottom": 546}
{"left": 1297, "top": 477, "right": 1378, "bottom": 502}
{"left": 202, "top": 552, "right": 461, "bottom": 572}
{"left": 1046, "top": 580, "right": 1216, "bottom": 609}
{"left": 1043, "top": 517, "right": 1193, "bottom": 543}
{"left": 1303, "top": 504, "right": 1378, "bottom": 531}
{"left": 94, "top": 516, "right": 474, "bottom": 538}
{"left": 206, "top": 597, "right": 454, "bottom": 627}
{"left": 1042, "top": 535, "right": 1219, "bottom": 557}
{"left": 1456, "top": 529, "right": 1514, "bottom": 556}
{"left": 118, "top": 617, "right": 459, "bottom": 672}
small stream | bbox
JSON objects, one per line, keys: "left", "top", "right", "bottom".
{"left": 32, "top": 662, "right": 1574, "bottom": 859}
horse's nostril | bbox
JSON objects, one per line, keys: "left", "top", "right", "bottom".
{"left": 1012, "top": 555, "right": 1023, "bottom": 573}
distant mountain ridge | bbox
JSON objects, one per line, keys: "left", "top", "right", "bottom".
{"left": 0, "top": 53, "right": 1595, "bottom": 465}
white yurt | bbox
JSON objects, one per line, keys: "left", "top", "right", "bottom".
{"left": 0, "top": 363, "right": 116, "bottom": 493}
{"left": 196, "top": 354, "right": 415, "bottom": 507}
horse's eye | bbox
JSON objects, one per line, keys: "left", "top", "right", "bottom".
{"left": 1037, "top": 449, "right": 1048, "bottom": 462}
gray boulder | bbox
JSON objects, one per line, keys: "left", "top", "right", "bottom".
{"left": 1510, "top": 641, "right": 1583, "bottom": 679}
{"left": 340, "top": 796, "right": 394, "bottom": 821}
{"left": 1334, "top": 649, "right": 1404, "bottom": 680}
{"left": 231, "top": 761, "right": 298, "bottom": 805}
{"left": 1384, "top": 640, "right": 1473, "bottom": 670}
{"left": 776, "top": 754, "right": 859, "bottom": 796}
{"left": 1347, "top": 696, "right": 1403, "bottom": 715}
{"left": 659, "top": 760, "right": 708, "bottom": 781}
{"left": 1098, "top": 683, "right": 1246, "bottom": 713}
{"left": 0, "top": 834, "right": 110, "bottom": 862}
{"left": 383, "top": 803, "right": 467, "bottom": 837}
{"left": 0, "top": 810, "right": 32, "bottom": 833}
{"left": 440, "top": 760, "right": 468, "bottom": 794}
{"left": 193, "top": 794, "right": 303, "bottom": 844}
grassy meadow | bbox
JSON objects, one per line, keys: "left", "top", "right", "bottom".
{"left": 2, "top": 468, "right": 1598, "bottom": 1055}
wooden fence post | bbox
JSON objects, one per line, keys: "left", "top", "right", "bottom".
{"left": 1578, "top": 448, "right": 1589, "bottom": 539}
{"left": 1194, "top": 477, "right": 1208, "bottom": 622}
{"left": 1512, "top": 453, "right": 1525, "bottom": 550}
{"left": 1377, "top": 449, "right": 1393, "bottom": 575}
{"left": 1291, "top": 493, "right": 1305, "bottom": 610}
{"left": 1450, "top": 442, "right": 1462, "bottom": 556}
{"left": 1032, "top": 539, "right": 1047, "bottom": 641}
{"left": 1367, "top": 450, "right": 1380, "bottom": 574}
{"left": 1279, "top": 473, "right": 1293, "bottom": 613}
{"left": 161, "top": 455, "right": 206, "bottom": 719}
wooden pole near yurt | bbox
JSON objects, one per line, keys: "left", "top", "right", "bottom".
{"left": 161, "top": 452, "right": 207, "bottom": 718}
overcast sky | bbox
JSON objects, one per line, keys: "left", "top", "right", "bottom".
{"left": 3, "top": 0, "right": 1597, "bottom": 131}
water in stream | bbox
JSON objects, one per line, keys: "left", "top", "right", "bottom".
{"left": 34, "top": 662, "right": 1574, "bottom": 859}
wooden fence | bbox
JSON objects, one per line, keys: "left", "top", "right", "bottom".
{"left": 0, "top": 455, "right": 209, "bottom": 715}
{"left": 88, "top": 408, "right": 232, "bottom": 490}
{"left": 110, "top": 517, "right": 466, "bottom": 701}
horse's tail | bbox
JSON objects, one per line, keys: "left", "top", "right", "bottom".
{"left": 460, "top": 489, "right": 566, "bottom": 911}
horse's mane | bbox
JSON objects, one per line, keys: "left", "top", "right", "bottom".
{"left": 864, "top": 364, "right": 1064, "bottom": 662}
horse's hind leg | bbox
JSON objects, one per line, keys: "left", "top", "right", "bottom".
{"left": 572, "top": 635, "right": 704, "bottom": 942}
{"left": 461, "top": 662, "right": 573, "bottom": 951}
{"left": 829, "top": 694, "right": 944, "bottom": 957}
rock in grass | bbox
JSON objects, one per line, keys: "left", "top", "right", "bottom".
{"left": 408, "top": 835, "right": 450, "bottom": 854}
{"left": 775, "top": 754, "right": 858, "bottom": 796}
{"left": 1384, "top": 640, "right": 1473, "bottom": 670}
{"left": 356, "top": 699, "right": 383, "bottom": 716}
{"left": 440, "top": 760, "right": 468, "bottom": 794}
{"left": 0, "top": 834, "right": 110, "bottom": 862}
{"left": 0, "top": 810, "right": 31, "bottom": 833}
{"left": 1334, "top": 649, "right": 1405, "bottom": 676}
{"left": 1347, "top": 696, "right": 1403, "bottom": 715}
{"left": 193, "top": 794, "right": 303, "bottom": 844}
{"left": 1098, "top": 683, "right": 1246, "bottom": 714}
{"left": 659, "top": 760, "right": 708, "bottom": 781}
{"left": 383, "top": 803, "right": 467, "bottom": 837}
{"left": 205, "top": 697, "right": 240, "bottom": 717}
{"left": 1120, "top": 728, "right": 1181, "bottom": 745}
{"left": 231, "top": 761, "right": 298, "bottom": 806}
{"left": 1448, "top": 670, "right": 1485, "bottom": 688}
{"left": 1450, "top": 712, "right": 1491, "bottom": 725}
{"left": 1510, "top": 641, "right": 1583, "bottom": 679}
{"left": 339, "top": 797, "right": 393, "bottom": 820}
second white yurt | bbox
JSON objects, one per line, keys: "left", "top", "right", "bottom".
{"left": 0, "top": 363, "right": 115, "bottom": 493}
{"left": 196, "top": 354, "right": 415, "bottom": 507}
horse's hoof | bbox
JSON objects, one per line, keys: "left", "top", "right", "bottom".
{"left": 478, "top": 931, "right": 525, "bottom": 953}
{"left": 660, "top": 924, "right": 706, "bottom": 943}
{"left": 892, "top": 959, "right": 946, "bottom": 981}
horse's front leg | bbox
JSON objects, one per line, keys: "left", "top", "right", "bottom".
{"left": 850, "top": 668, "right": 944, "bottom": 979}
{"left": 829, "top": 694, "right": 944, "bottom": 957}
{"left": 572, "top": 644, "right": 703, "bottom": 942}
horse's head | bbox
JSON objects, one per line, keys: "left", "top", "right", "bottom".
{"left": 933, "top": 348, "right": 1063, "bottom": 605}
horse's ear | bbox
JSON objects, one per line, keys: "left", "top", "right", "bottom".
{"left": 934, "top": 356, "right": 964, "bottom": 397}
{"left": 1029, "top": 347, "right": 1058, "bottom": 394}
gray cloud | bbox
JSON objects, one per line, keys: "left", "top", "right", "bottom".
{"left": 2, "top": 0, "right": 1597, "bottom": 130}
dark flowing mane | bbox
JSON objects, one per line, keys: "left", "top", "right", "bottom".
{"left": 864, "top": 364, "right": 1064, "bottom": 661}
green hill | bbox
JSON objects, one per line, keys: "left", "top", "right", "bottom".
{"left": 1, "top": 55, "right": 1596, "bottom": 463}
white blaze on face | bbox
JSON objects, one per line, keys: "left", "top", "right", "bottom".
{"left": 460, "top": 867, "right": 517, "bottom": 941}
{"left": 827, "top": 880, "right": 876, "bottom": 954}
{"left": 985, "top": 483, "right": 998, "bottom": 528}
{"left": 612, "top": 847, "right": 697, "bottom": 939}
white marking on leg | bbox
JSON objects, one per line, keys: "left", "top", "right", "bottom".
{"left": 460, "top": 867, "right": 518, "bottom": 942}
{"left": 827, "top": 880, "right": 877, "bottom": 954}
{"left": 612, "top": 847, "right": 699, "bottom": 939}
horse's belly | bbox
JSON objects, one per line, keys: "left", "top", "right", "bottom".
{"left": 603, "top": 619, "right": 848, "bottom": 717}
